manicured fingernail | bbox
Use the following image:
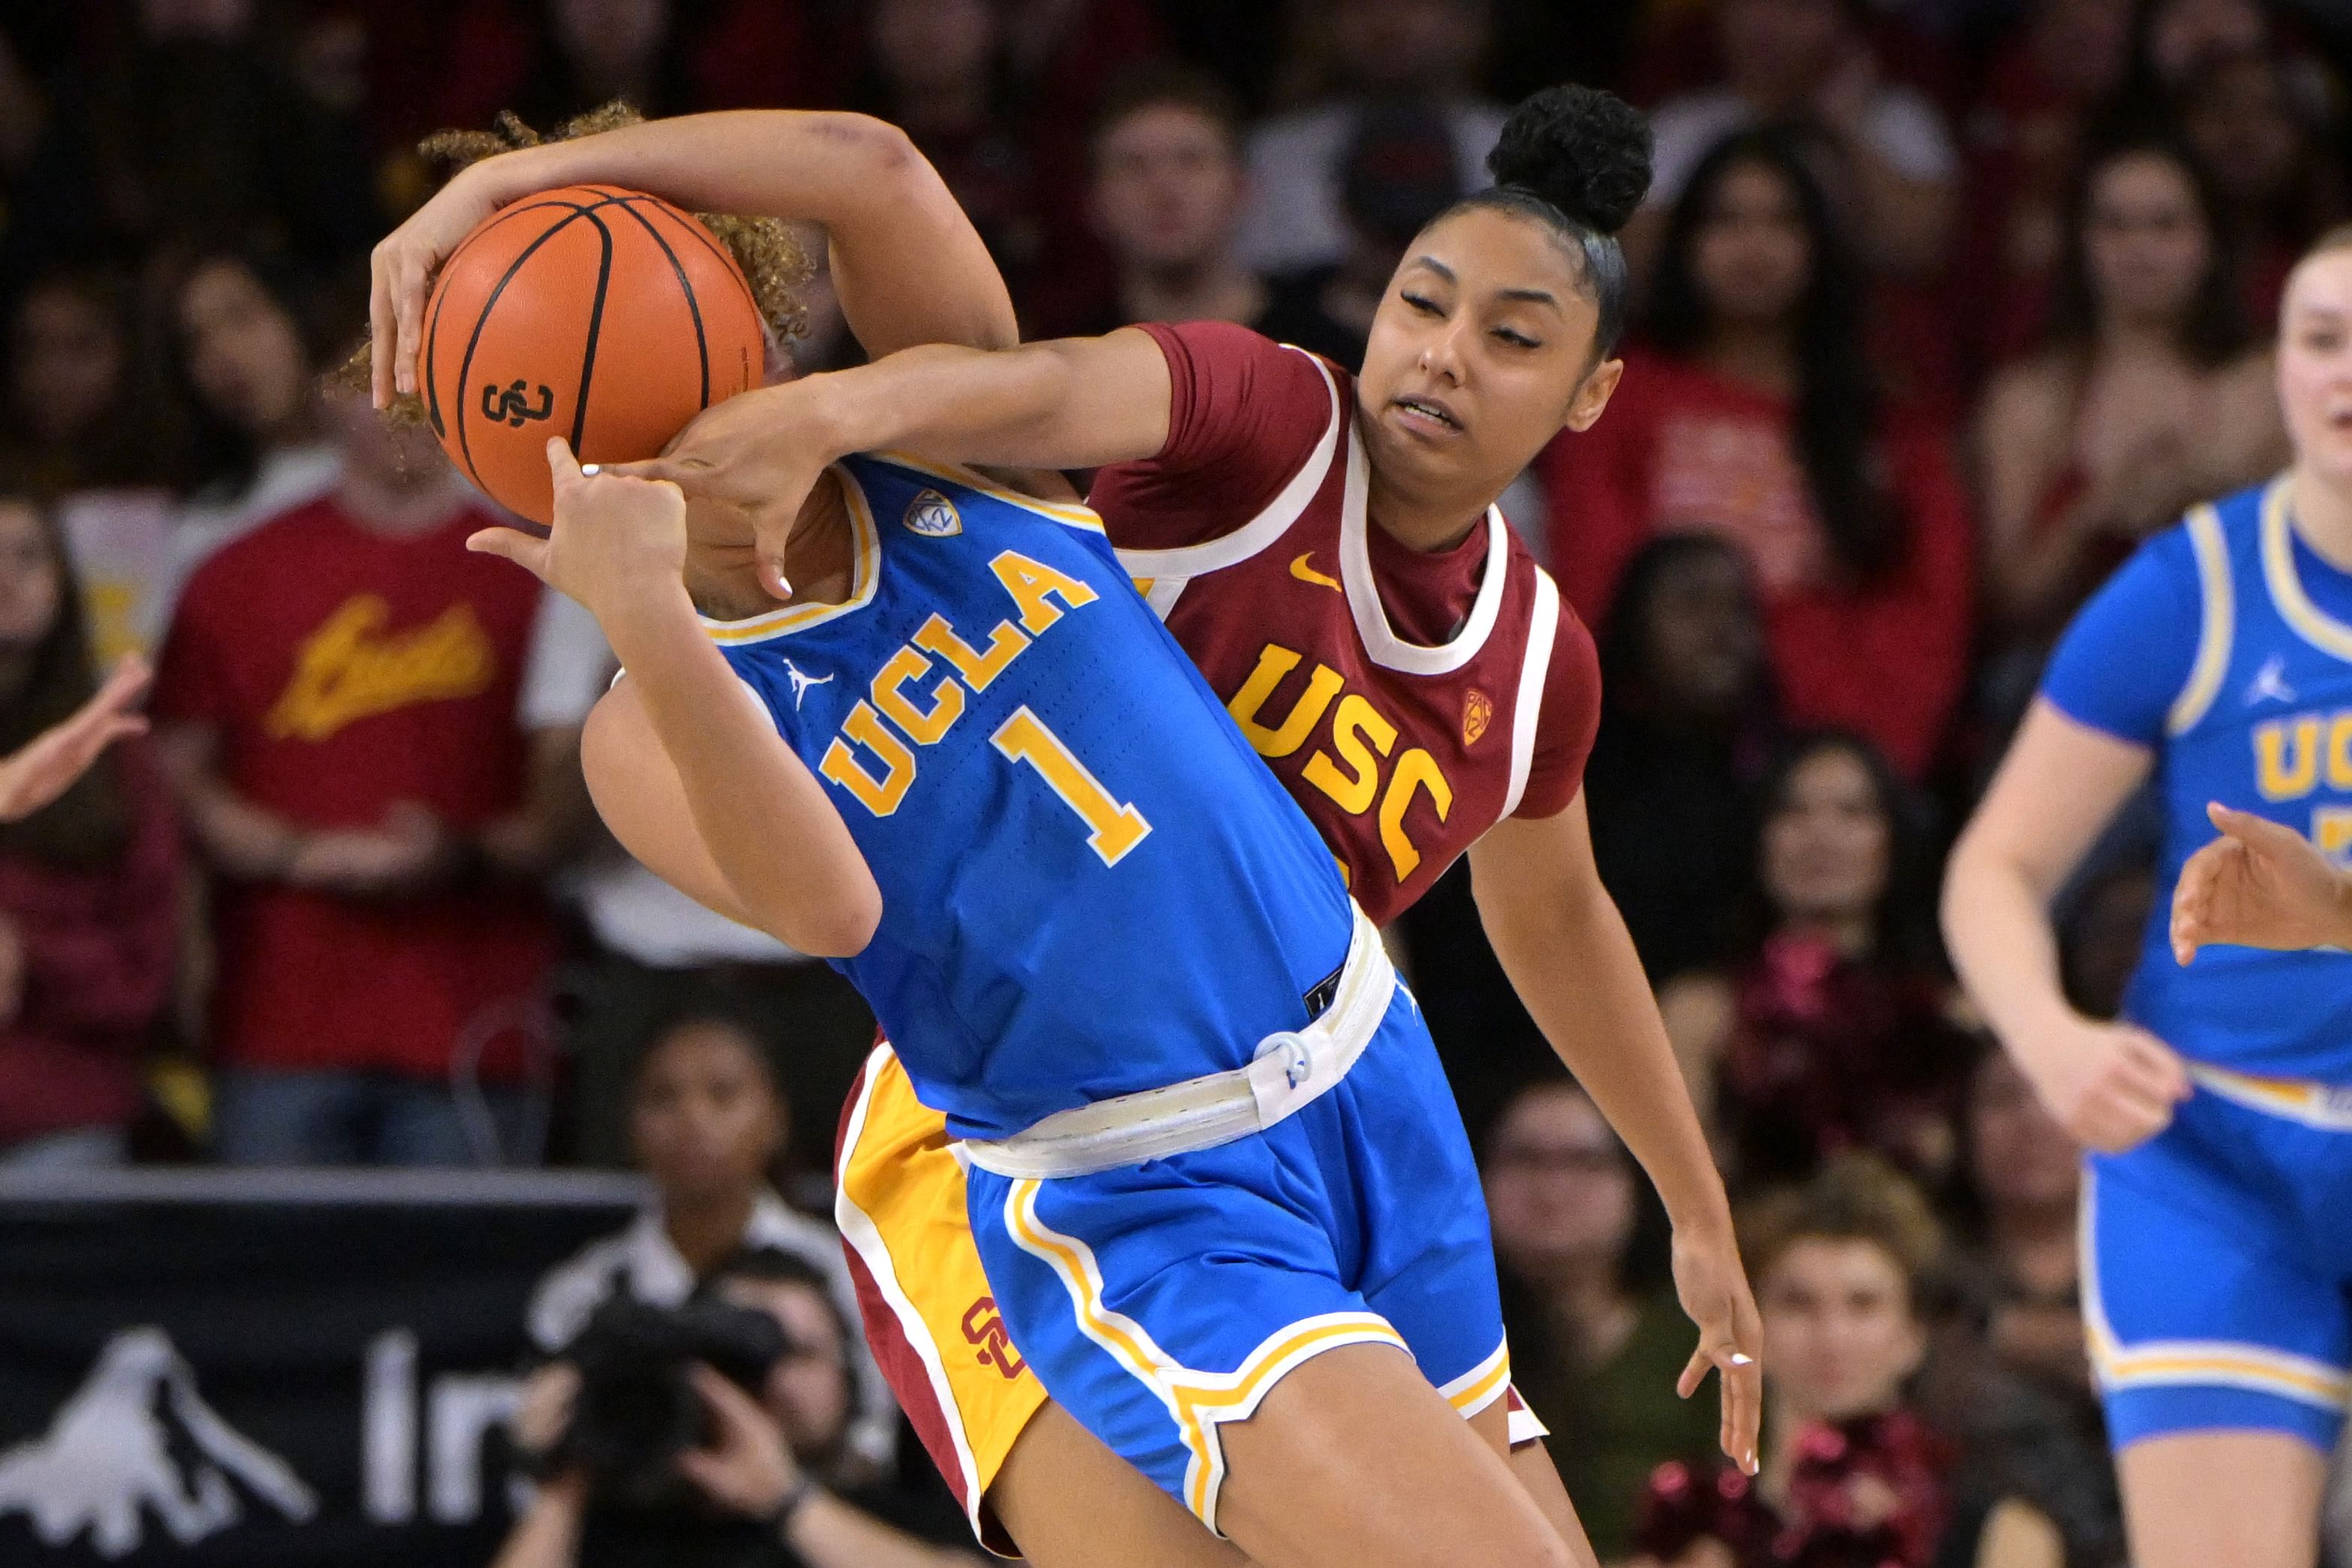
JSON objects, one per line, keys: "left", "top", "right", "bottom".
{"left": 1729, "top": 1354, "right": 1754, "bottom": 1366}
{"left": 580, "top": 464, "right": 601, "bottom": 477}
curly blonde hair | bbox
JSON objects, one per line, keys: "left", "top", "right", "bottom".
{"left": 347, "top": 101, "right": 813, "bottom": 420}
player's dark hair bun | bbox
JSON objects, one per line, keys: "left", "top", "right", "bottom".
{"left": 1485, "top": 85, "right": 1652, "bottom": 238}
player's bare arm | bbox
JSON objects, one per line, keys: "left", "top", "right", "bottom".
{"left": 2172, "top": 801, "right": 2352, "bottom": 960}
{"left": 1943, "top": 699, "right": 2191, "bottom": 1152}
{"left": 371, "top": 109, "right": 1018, "bottom": 405}
{"left": 618, "top": 332, "right": 1176, "bottom": 595}
{"left": 1467, "top": 795, "right": 1763, "bottom": 1473}
{"left": 472, "top": 439, "right": 879, "bottom": 955}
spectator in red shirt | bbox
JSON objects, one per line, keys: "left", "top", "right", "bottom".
{"left": 153, "top": 385, "right": 589, "bottom": 1167}
{"left": 1542, "top": 130, "right": 1975, "bottom": 778}
{"left": 0, "top": 489, "right": 180, "bottom": 1168}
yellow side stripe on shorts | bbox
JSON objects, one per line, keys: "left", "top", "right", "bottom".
{"left": 1439, "top": 1339, "right": 1512, "bottom": 1416}
{"left": 2093, "top": 1340, "right": 2351, "bottom": 1407}
{"left": 1003, "top": 1177, "right": 1406, "bottom": 1525}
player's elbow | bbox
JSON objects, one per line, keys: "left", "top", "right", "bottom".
{"left": 775, "top": 876, "right": 881, "bottom": 959}
{"left": 813, "top": 113, "right": 919, "bottom": 181}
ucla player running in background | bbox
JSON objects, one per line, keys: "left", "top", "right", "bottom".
{"left": 1944, "top": 226, "right": 2352, "bottom": 1568}
{"left": 476, "top": 433, "right": 1631, "bottom": 1568}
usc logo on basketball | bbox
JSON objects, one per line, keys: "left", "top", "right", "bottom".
{"left": 961, "top": 1297, "right": 1026, "bottom": 1379}
{"left": 266, "top": 595, "right": 496, "bottom": 742}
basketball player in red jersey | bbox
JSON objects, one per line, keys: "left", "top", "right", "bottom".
{"left": 619, "top": 86, "right": 1762, "bottom": 1568}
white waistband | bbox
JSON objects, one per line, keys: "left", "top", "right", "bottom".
{"left": 2190, "top": 1064, "right": 2352, "bottom": 1133}
{"left": 958, "top": 906, "right": 1394, "bottom": 1179}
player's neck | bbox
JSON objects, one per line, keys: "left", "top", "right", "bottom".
{"left": 2291, "top": 465, "right": 2352, "bottom": 573}
{"left": 782, "top": 470, "right": 858, "bottom": 607}
{"left": 336, "top": 469, "right": 468, "bottom": 537}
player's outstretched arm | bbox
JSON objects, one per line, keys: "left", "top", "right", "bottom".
{"left": 371, "top": 110, "right": 1016, "bottom": 405}
{"left": 616, "top": 332, "right": 1174, "bottom": 601}
{"left": 1944, "top": 699, "right": 2190, "bottom": 1152}
{"left": 472, "top": 440, "right": 879, "bottom": 955}
{"left": 1467, "top": 795, "right": 1763, "bottom": 1477}
{"left": 2172, "top": 802, "right": 2352, "bottom": 960}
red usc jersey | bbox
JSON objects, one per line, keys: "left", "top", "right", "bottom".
{"left": 1090, "top": 322, "right": 1600, "bottom": 926}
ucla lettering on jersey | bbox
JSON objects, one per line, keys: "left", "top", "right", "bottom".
{"left": 706, "top": 453, "right": 1355, "bottom": 1140}
{"left": 2127, "top": 476, "right": 2352, "bottom": 1080}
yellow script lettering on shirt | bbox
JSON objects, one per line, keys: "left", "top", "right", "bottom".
{"left": 265, "top": 595, "right": 496, "bottom": 742}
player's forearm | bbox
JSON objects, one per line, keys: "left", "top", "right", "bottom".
{"left": 1475, "top": 844, "right": 1732, "bottom": 1236}
{"left": 1942, "top": 834, "right": 2078, "bottom": 1054}
{"left": 801, "top": 334, "right": 1171, "bottom": 472}
{"left": 601, "top": 590, "right": 879, "bottom": 955}
{"left": 460, "top": 112, "right": 1016, "bottom": 356}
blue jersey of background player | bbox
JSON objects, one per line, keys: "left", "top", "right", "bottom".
{"left": 2033, "top": 472, "right": 2352, "bottom": 1451}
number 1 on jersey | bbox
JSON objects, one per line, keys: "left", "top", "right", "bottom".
{"left": 991, "top": 706, "right": 1152, "bottom": 866}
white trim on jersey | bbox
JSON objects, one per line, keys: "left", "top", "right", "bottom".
{"left": 2166, "top": 501, "right": 2235, "bottom": 736}
{"left": 2258, "top": 472, "right": 2352, "bottom": 665}
{"left": 1500, "top": 568, "right": 1560, "bottom": 821}
{"left": 1336, "top": 426, "right": 1510, "bottom": 677}
{"left": 1113, "top": 347, "right": 1347, "bottom": 589}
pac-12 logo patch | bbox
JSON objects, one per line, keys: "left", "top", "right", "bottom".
{"left": 1463, "top": 689, "right": 1494, "bottom": 747}
{"left": 903, "top": 489, "right": 963, "bottom": 537}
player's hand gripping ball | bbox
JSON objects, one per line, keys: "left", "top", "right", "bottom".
{"left": 421, "top": 185, "right": 766, "bottom": 525}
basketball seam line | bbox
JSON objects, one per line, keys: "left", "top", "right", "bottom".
{"left": 570, "top": 209, "right": 616, "bottom": 455}
{"left": 449, "top": 193, "right": 632, "bottom": 494}
{"left": 428, "top": 194, "right": 594, "bottom": 446}
{"left": 609, "top": 201, "right": 711, "bottom": 408}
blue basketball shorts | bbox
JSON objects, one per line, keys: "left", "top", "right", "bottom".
{"left": 2084, "top": 1064, "right": 2352, "bottom": 1451}
{"left": 963, "top": 982, "right": 1510, "bottom": 1533}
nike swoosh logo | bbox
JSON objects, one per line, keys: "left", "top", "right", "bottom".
{"left": 1290, "top": 552, "right": 1342, "bottom": 592}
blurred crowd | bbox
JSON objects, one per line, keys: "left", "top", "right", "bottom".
{"left": 2, "top": 0, "right": 2350, "bottom": 1564}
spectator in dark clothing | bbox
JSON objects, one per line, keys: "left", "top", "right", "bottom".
{"left": 1658, "top": 732, "right": 1975, "bottom": 1189}
{"left": 0, "top": 488, "right": 180, "bottom": 1168}
{"left": 1254, "top": 98, "right": 1467, "bottom": 373}
{"left": 2178, "top": 42, "right": 2348, "bottom": 328}
{"left": 1584, "top": 533, "right": 1778, "bottom": 985}
{"left": 73, "top": 0, "right": 376, "bottom": 265}
{"left": 1039, "top": 65, "right": 1270, "bottom": 339}
{"left": 0, "top": 262, "right": 170, "bottom": 496}
{"left": 1485, "top": 1076, "right": 1718, "bottom": 1563}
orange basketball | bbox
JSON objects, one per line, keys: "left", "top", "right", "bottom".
{"left": 421, "top": 184, "right": 766, "bottom": 525}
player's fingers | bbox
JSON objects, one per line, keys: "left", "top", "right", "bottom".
{"left": 753, "top": 516, "right": 794, "bottom": 603}
{"left": 392, "top": 259, "right": 428, "bottom": 399}
{"left": 600, "top": 457, "right": 690, "bottom": 486}
{"left": 2211, "top": 802, "right": 2307, "bottom": 859}
{"left": 465, "top": 527, "right": 551, "bottom": 580}
{"left": 1675, "top": 1345, "right": 1709, "bottom": 1401}
{"left": 1721, "top": 1348, "right": 1760, "bottom": 1474}
{"left": 543, "top": 436, "right": 584, "bottom": 490}
{"left": 2120, "top": 1032, "right": 2193, "bottom": 1101}
{"left": 369, "top": 261, "right": 395, "bottom": 408}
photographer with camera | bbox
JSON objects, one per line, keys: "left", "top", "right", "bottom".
{"left": 496, "top": 1248, "right": 982, "bottom": 1568}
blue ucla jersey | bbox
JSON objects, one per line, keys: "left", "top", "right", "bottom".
{"left": 2045, "top": 475, "right": 2352, "bottom": 1079}
{"left": 710, "top": 454, "right": 1355, "bottom": 1138}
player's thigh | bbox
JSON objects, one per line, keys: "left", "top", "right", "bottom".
{"left": 2117, "top": 1430, "right": 2330, "bottom": 1568}
{"left": 1508, "top": 1438, "right": 1598, "bottom": 1568}
{"left": 1215, "top": 1340, "right": 1573, "bottom": 1568}
{"left": 991, "top": 1398, "right": 1254, "bottom": 1568}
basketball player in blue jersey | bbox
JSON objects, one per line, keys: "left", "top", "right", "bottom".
{"left": 471, "top": 435, "right": 1582, "bottom": 1568}
{"left": 1945, "top": 226, "right": 2352, "bottom": 1568}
